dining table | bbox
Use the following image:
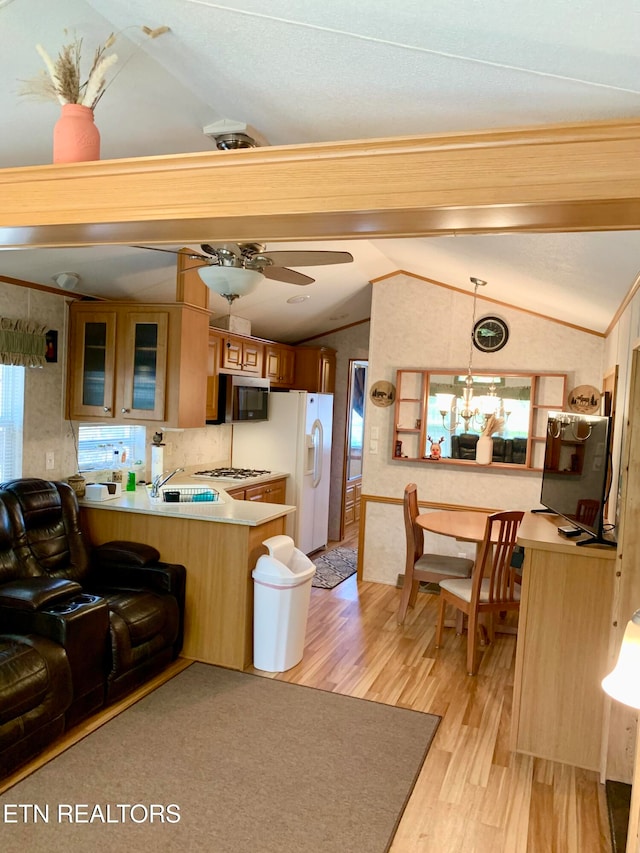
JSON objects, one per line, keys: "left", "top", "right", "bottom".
{"left": 416, "top": 509, "right": 497, "bottom": 544}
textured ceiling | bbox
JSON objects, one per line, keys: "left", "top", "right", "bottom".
{"left": 1, "top": 0, "right": 639, "bottom": 340}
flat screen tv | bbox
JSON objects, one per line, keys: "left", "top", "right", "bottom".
{"left": 539, "top": 411, "right": 615, "bottom": 546}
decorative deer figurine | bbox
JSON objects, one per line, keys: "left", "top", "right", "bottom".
{"left": 427, "top": 435, "right": 445, "bottom": 460}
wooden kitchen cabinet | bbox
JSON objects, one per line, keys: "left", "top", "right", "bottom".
{"left": 67, "top": 301, "right": 209, "bottom": 428}
{"left": 244, "top": 478, "right": 287, "bottom": 504}
{"left": 264, "top": 343, "right": 296, "bottom": 387}
{"left": 226, "top": 477, "right": 287, "bottom": 504}
{"left": 293, "top": 345, "right": 336, "bottom": 393}
{"left": 220, "top": 333, "right": 263, "bottom": 375}
{"left": 343, "top": 478, "right": 362, "bottom": 527}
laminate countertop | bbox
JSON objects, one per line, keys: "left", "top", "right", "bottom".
{"left": 79, "top": 474, "right": 295, "bottom": 527}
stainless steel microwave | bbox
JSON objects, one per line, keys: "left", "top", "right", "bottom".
{"left": 209, "top": 374, "right": 270, "bottom": 424}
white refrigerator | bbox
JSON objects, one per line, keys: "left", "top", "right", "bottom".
{"left": 232, "top": 391, "right": 334, "bottom": 555}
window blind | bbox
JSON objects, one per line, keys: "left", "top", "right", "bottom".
{"left": 78, "top": 424, "right": 146, "bottom": 472}
{"left": 0, "top": 365, "right": 24, "bottom": 480}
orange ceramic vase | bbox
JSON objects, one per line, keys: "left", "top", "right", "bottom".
{"left": 53, "top": 104, "right": 100, "bottom": 163}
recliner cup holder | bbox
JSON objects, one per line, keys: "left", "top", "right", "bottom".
{"left": 75, "top": 593, "right": 100, "bottom": 604}
{"left": 47, "top": 601, "right": 81, "bottom": 614}
{"left": 46, "top": 593, "right": 102, "bottom": 614}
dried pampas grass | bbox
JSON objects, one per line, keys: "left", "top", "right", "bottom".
{"left": 20, "top": 25, "right": 170, "bottom": 110}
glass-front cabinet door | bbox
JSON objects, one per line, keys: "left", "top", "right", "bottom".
{"left": 120, "top": 312, "right": 168, "bottom": 421}
{"left": 68, "top": 311, "right": 117, "bottom": 418}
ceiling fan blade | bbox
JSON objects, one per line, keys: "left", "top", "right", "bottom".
{"left": 132, "top": 245, "right": 206, "bottom": 260}
{"left": 181, "top": 262, "right": 218, "bottom": 273}
{"left": 257, "top": 250, "right": 353, "bottom": 267}
{"left": 262, "top": 266, "right": 314, "bottom": 285}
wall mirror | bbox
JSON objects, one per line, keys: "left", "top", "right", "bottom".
{"left": 428, "top": 373, "right": 532, "bottom": 465}
{"left": 393, "top": 369, "right": 567, "bottom": 471}
{"left": 346, "top": 360, "right": 367, "bottom": 480}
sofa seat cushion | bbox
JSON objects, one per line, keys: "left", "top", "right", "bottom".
{"left": 0, "top": 639, "right": 50, "bottom": 724}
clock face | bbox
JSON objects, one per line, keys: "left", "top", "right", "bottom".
{"left": 473, "top": 316, "right": 509, "bottom": 353}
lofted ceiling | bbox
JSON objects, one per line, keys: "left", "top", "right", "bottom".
{"left": 1, "top": 0, "right": 640, "bottom": 342}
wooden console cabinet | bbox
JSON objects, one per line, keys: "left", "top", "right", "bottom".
{"left": 511, "top": 513, "right": 617, "bottom": 771}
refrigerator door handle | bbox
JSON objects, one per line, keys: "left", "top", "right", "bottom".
{"left": 311, "top": 419, "right": 323, "bottom": 488}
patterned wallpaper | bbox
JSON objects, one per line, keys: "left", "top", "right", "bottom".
{"left": 362, "top": 272, "right": 606, "bottom": 584}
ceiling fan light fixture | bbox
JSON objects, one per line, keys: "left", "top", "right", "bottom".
{"left": 197, "top": 266, "right": 263, "bottom": 300}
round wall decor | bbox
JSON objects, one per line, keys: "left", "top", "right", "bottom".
{"left": 567, "top": 385, "right": 601, "bottom": 414}
{"left": 369, "top": 380, "right": 395, "bottom": 407}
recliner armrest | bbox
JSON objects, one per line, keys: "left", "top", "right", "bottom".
{"left": 0, "top": 577, "right": 83, "bottom": 611}
{"left": 89, "top": 561, "right": 186, "bottom": 600}
{"left": 92, "top": 540, "right": 161, "bottom": 568}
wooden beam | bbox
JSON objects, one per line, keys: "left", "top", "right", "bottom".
{"left": 1, "top": 118, "right": 640, "bottom": 248}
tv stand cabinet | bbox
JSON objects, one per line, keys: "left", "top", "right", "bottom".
{"left": 511, "top": 512, "right": 617, "bottom": 771}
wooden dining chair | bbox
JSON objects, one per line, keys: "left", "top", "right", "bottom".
{"left": 575, "top": 498, "right": 600, "bottom": 527}
{"left": 397, "top": 484, "right": 475, "bottom": 625}
{"left": 434, "top": 510, "right": 525, "bottom": 675}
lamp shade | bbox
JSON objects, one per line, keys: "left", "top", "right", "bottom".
{"left": 197, "top": 265, "right": 262, "bottom": 297}
{"left": 435, "top": 393, "right": 455, "bottom": 413}
{"left": 602, "top": 610, "right": 640, "bottom": 708}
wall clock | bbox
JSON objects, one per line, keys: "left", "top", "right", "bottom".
{"left": 472, "top": 316, "right": 509, "bottom": 353}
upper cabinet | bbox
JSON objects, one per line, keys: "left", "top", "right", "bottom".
{"left": 67, "top": 302, "right": 209, "bottom": 428}
{"left": 264, "top": 343, "right": 296, "bottom": 388}
{"left": 219, "top": 333, "right": 264, "bottom": 375}
{"left": 293, "top": 346, "right": 336, "bottom": 394}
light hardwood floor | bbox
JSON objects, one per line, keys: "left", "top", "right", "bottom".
{"left": 2, "top": 524, "right": 613, "bottom": 851}
{"left": 263, "top": 525, "right": 612, "bottom": 853}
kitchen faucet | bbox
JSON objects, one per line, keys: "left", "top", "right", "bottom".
{"left": 150, "top": 467, "right": 184, "bottom": 498}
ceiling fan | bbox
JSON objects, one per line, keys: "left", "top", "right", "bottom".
{"left": 135, "top": 242, "right": 354, "bottom": 304}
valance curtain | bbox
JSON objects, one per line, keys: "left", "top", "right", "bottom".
{"left": 0, "top": 318, "right": 47, "bottom": 367}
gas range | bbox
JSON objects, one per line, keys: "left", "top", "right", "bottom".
{"left": 193, "top": 467, "right": 273, "bottom": 482}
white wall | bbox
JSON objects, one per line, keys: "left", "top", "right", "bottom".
{"left": 362, "top": 273, "right": 606, "bottom": 584}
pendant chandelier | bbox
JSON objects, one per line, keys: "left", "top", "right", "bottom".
{"left": 436, "top": 277, "right": 504, "bottom": 433}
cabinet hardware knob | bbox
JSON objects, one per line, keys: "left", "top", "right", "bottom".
{"left": 103, "top": 407, "right": 111, "bottom": 412}
{"left": 121, "top": 408, "right": 130, "bottom": 413}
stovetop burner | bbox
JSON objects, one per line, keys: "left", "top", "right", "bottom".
{"left": 193, "top": 468, "right": 272, "bottom": 481}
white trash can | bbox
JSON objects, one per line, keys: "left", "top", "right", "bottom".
{"left": 252, "top": 534, "right": 316, "bottom": 672}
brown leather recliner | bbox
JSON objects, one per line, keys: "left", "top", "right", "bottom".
{"left": 0, "top": 631, "right": 73, "bottom": 777}
{"left": 0, "top": 478, "right": 186, "bottom": 716}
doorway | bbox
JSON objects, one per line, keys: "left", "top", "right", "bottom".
{"left": 340, "top": 359, "right": 368, "bottom": 539}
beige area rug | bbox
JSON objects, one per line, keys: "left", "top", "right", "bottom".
{"left": 0, "top": 663, "right": 440, "bottom": 853}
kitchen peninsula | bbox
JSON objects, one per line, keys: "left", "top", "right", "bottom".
{"left": 79, "top": 476, "right": 295, "bottom": 671}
